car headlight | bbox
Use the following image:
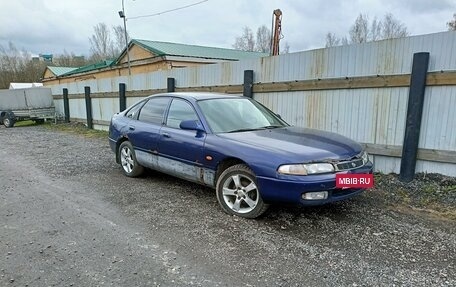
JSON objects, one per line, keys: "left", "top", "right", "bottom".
{"left": 277, "top": 163, "right": 334, "bottom": 175}
{"left": 361, "top": 151, "right": 369, "bottom": 164}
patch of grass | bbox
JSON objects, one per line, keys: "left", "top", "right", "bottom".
{"left": 13, "top": 120, "right": 40, "bottom": 127}
{"left": 443, "top": 185, "right": 456, "bottom": 192}
{"left": 373, "top": 172, "right": 456, "bottom": 220}
{"left": 44, "top": 122, "right": 108, "bottom": 139}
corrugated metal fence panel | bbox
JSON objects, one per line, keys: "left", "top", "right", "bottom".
{"left": 131, "top": 73, "right": 149, "bottom": 91}
{"left": 79, "top": 79, "right": 98, "bottom": 93}
{"left": 255, "top": 87, "right": 409, "bottom": 146}
{"left": 116, "top": 76, "right": 129, "bottom": 91}
{"left": 359, "top": 157, "right": 456, "bottom": 178}
{"left": 419, "top": 86, "right": 456, "bottom": 151}
{"left": 54, "top": 99, "right": 64, "bottom": 117}
{"left": 252, "top": 31, "right": 456, "bottom": 83}
{"left": 373, "top": 156, "right": 401, "bottom": 174}
{"left": 69, "top": 98, "right": 87, "bottom": 120}
{"left": 416, "top": 160, "right": 456, "bottom": 176}
{"left": 50, "top": 84, "right": 63, "bottom": 96}
{"left": 97, "top": 78, "right": 115, "bottom": 93}
{"left": 91, "top": 98, "right": 119, "bottom": 122}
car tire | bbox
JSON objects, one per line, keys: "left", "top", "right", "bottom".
{"left": 216, "top": 164, "right": 269, "bottom": 219}
{"left": 118, "top": 141, "right": 144, "bottom": 177}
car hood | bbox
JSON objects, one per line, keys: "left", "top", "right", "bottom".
{"left": 217, "top": 127, "right": 363, "bottom": 162}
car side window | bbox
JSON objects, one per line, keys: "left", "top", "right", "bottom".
{"left": 125, "top": 102, "right": 144, "bottom": 120}
{"left": 138, "top": 97, "right": 170, "bottom": 124}
{"left": 166, "top": 99, "right": 199, "bottom": 129}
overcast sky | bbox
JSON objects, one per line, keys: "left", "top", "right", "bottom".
{"left": 1, "top": 0, "right": 455, "bottom": 56}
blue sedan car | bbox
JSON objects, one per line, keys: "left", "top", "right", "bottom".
{"left": 109, "top": 93, "right": 373, "bottom": 218}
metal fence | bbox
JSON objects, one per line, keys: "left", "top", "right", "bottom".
{"left": 48, "top": 31, "right": 456, "bottom": 176}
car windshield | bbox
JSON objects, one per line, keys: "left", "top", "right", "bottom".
{"left": 197, "top": 97, "right": 288, "bottom": 133}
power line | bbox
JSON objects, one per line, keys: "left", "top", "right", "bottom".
{"left": 128, "top": 0, "right": 209, "bottom": 20}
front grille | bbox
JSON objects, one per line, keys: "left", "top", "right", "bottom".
{"left": 335, "top": 158, "right": 364, "bottom": 171}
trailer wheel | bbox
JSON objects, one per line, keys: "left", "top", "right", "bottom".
{"left": 4, "top": 117, "right": 15, "bottom": 128}
{"left": 34, "top": 119, "right": 45, "bottom": 124}
{"left": 3, "top": 112, "right": 16, "bottom": 128}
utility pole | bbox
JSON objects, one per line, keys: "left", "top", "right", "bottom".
{"left": 119, "top": 0, "right": 132, "bottom": 75}
{"left": 270, "top": 9, "right": 282, "bottom": 56}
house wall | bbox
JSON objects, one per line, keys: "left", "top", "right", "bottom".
{"left": 43, "top": 69, "right": 55, "bottom": 79}
{"left": 46, "top": 31, "right": 456, "bottom": 176}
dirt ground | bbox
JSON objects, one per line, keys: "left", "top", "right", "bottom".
{"left": 0, "top": 124, "right": 455, "bottom": 286}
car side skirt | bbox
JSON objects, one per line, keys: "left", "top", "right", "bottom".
{"left": 135, "top": 150, "right": 215, "bottom": 187}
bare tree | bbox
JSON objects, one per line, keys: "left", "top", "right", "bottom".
{"left": 325, "top": 32, "right": 340, "bottom": 47}
{"left": 233, "top": 25, "right": 284, "bottom": 53}
{"left": 326, "top": 13, "right": 409, "bottom": 47}
{"left": 233, "top": 26, "right": 255, "bottom": 51}
{"left": 349, "top": 14, "right": 369, "bottom": 43}
{"left": 281, "top": 42, "right": 290, "bottom": 54}
{"left": 341, "top": 36, "right": 349, "bottom": 46}
{"left": 255, "top": 25, "right": 271, "bottom": 53}
{"left": 448, "top": 13, "right": 456, "bottom": 31}
{"left": 89, "top": 23, "right": 115, "bottom": 61}
{"left": 381, "top": 13, "right": 409, "bottom": 39}
{"left": 53, "top": 50, "right": 86, "bottom": 67}
{"left": 112, "top": 25, "right": 130, "bottom": 55}
{"left": 370, "top": 17, "right": 382, "bottom": 41}
{"left": 0, "top": 42, "right": 46, "bottom": 89}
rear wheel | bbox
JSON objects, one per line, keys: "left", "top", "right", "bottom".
{"left": 216, "top": 164, "right": 269, "bottom": 219}
{"left": 118, "top": 141, "right": 144, "bottom": 177}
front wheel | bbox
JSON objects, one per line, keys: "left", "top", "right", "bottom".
{"left": 216, "top": 164, "right": 269, "bottom": 219}
{"left": 118, "top": 141, "right": 144, "bottom": 177}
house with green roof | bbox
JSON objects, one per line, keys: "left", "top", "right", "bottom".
{"left": 42, "top": 39, "right": 267, "bottom": 85}
{"left": 43, "top": 66, "right": 79, "bottom": 79}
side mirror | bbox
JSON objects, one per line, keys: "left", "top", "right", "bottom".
{"left": 180, "top": 120, "right": 205, "bottom": 133}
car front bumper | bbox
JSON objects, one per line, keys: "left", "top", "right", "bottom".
{"left": 256, "top": 161, "right": 374, "bottom": 205}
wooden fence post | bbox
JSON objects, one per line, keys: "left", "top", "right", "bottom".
{"left": 399, "top": 52, "right": 430, "bottom": 182}
{"left": 119, "top": 83, "right": 126, "bottom": 112}
{"left": 84, "top": 86, "right": 93, "bottom": 129}
{"left": 167, "top": 78, "right": 175, "bottom": 92}
{"left": 243, "top": 70, "right": 254, "bottom": 98}
{"left": 63, "top": 88, "right": 70, "bottom": 123}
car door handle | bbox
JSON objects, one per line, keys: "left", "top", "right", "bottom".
{"left": 162, "top": 132, "right": 170, "bottom": 138}
{"left": 129, "top": 125, "right": 135, "bottom": 131}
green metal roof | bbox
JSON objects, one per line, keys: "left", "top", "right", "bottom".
{"left": 47, "top": 66, "right": 78, "bottom": 76}
{"left": 128, "top": 39, "right": 268, "bottom": 61}
{"left": 61, "top": 60, "right": 115, "bottom": 76}
{"left": 54, "top": 40, "right": 267, "bottom": 78}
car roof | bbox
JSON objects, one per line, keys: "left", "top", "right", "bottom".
{"left": 148, "top": 92, "right": 243, "bottom": 101}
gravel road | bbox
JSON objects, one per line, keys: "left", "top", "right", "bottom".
{"left": 0, "top": 125, "right": 455, "bottom": 286}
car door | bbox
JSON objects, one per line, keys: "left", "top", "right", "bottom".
{"left": 157, "top": 98, "right": 209, "bottom": 184}
{"left": 127, "top": 96, "right": 170, "bottom": 169}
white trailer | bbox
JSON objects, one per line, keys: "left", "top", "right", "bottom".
{"left": 0, "top": 87, "right": 55, "bottom": 128}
